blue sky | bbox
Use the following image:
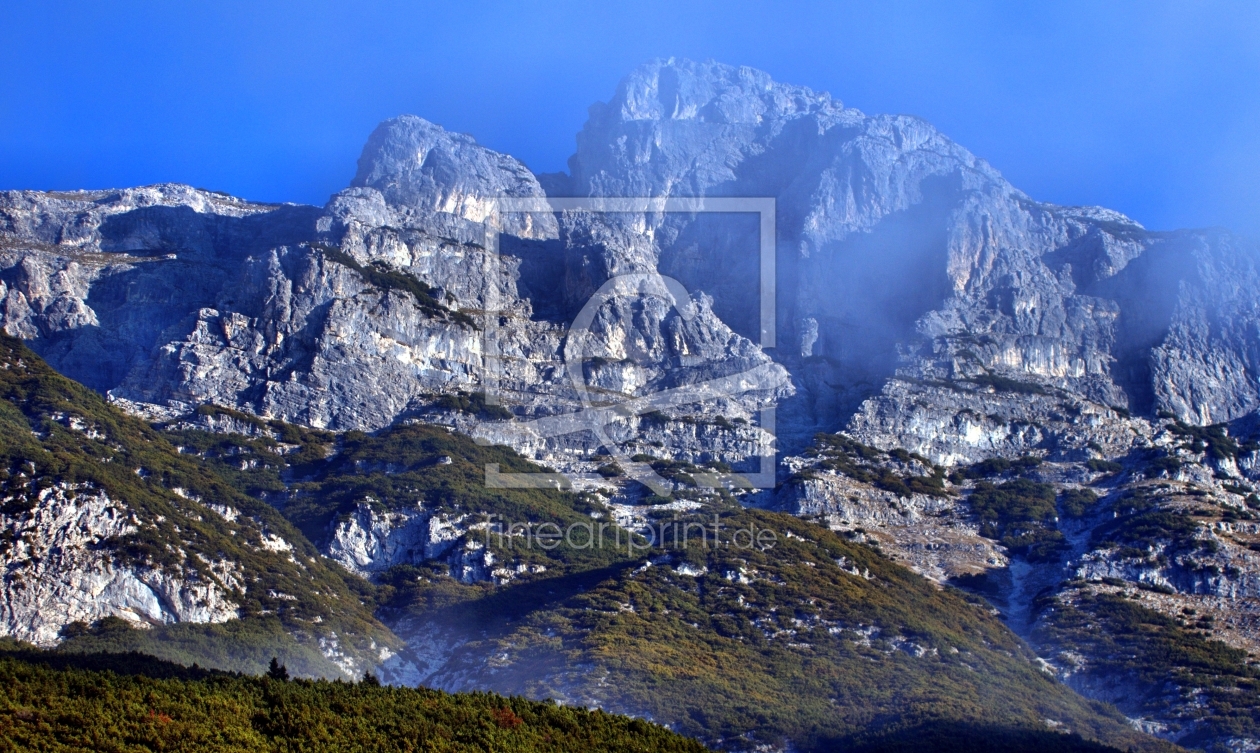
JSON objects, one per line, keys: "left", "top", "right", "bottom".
{"left": 1, "top": 1, "right": 1257, "bottom": 237}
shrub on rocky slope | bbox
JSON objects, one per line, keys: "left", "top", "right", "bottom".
{"left": 0, "top": 338, "right": 1175, "bottom": 752}
{"left": 0, "top": 334, "right": 393, "bottom": 677}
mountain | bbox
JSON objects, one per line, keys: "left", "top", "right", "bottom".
{"left": 174, "top": 403, "right": 1164, "bottom": 749}
{"left": 374, "top": 507, "right": 1166, "bottom": 752}
{"left": 779, "top": 423, "right": 1260, "bottom": 748}
{"left": 549, "top": 59, "right": 1260, "bottom": 439}
{"left": 3, "top": 56, "right": 1260, "bottom": 750}
{"left": 0, "top": 334, "right": 1162, "bottom": 752}
{"left": 0, "top": 334, "right": 393, "bottom": 677}
{"left": 6, "top": 60, "right": 1257, "bottom": 466}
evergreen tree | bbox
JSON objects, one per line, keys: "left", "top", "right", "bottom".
{"left": 267, "top": 657, "right": 289, "bottom": 681}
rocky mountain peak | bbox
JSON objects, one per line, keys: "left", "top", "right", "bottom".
{"left": 349, "top": 114, "right": 556, "bottom": 239}
{"left": 561, "top": 58, "right": 1007, "bottom": 266}
{"left": 602, "top": 57, "right": 838, "bottom": 125}
{"left": 5, "top": 56, "right": 1260, "bottom": 751}
{"left": 566, "top": 59, "right": 847, "bottom": 199}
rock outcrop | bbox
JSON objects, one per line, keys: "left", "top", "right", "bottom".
{"left": 0, "top": 334, "right": 400, "bottom": 676}
{"left": 324, "top": 499, "right": 501, "bottom": 583}
{"left": 548, "top": 58, "right": 1260, "bottom": 459}
{"left": 0, "top": 113, "right": 788, "bottom": 481}
{"left": 0, "top": 482, "right": 240, "bottom": 646}
{"left": 351, "top": 115, "right": 557, "bottom": 240}
{"left": 6, "top": 56, "right": 1260, "bottom": 748}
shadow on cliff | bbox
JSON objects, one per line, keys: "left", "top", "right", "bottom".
{"left": 384, "top": 561, "right": 638, "bottom": 632}
{"left": 499, "top": 234, "right": 573, "bottom": 323}
{"left": 1054, "top": 230, "right": 1203, "bottom": 416}
{"left": 517, "top": 140, "right": 961, "bottom": 451}
{"left": 29, "top": 204, "right": 321, "bottom": 395}
{"left": 774, "top": 173, "right": 962, "bottom": 447}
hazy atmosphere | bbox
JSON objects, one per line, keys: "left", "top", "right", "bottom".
{"left": 4, "top": 4, "right": 1260, "bottom": 752}
{"left": 2, "top": 1, "right": 1258, "bottom": 237}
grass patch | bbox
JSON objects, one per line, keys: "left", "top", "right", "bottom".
{"left": 1087, "top": 459, "right": 1123, "bottom": 474}
{"left": 1168, "top": 421, "right": 1257, "bottom": 462}
{"left": 806, "top": 434, "right": 951, "bottom": 499}
{"left": 434, "top": 391, "right": 514, "bottom": 420}
{"left": 1061, "top": 488, "right": 1100, "bottom": 518}
{"left": 966, "top": 373, "right": 1049, "bottom": 396}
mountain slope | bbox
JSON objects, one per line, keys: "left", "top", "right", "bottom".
{"left": 5, "top": 56, "right": 1260, "bottom": 751}
{"left": 162, "top": 405, "right": 638, "bottom": 585}
{"left": 778, "top": 418, "right": 1260, "bottom": 749}
{"left": 0, "top": 334, "right": 394, "bottom": 677}
{"left": 148, "top": 402, "right": 1168, "bottom": 751}
{"left": 375, "top": 506, "right": 1166, "bottom": 752}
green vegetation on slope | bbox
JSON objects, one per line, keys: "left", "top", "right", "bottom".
{"left": 802, "top": 433, "right": 951, "bottom": 498}
{"left": 0, "top": 339, "right": 1177, "bottom": 751}
{"left": 1060, "top": 488, "right": 1100, "bottom": 518}
{"left": 953, "top": 455, "right": 1044, "bottom": 482}
{"left": 1035, "top": 590, "right": 1260, "bottom": 749}
{"left": 433, "top": 391, "right": 514, "bottom": 420}
{"left": 0, "top": 335, "right": 392, "bottom": 676}
{"left": 965, "top": 372, "right": 1052, "bottom": 396}
{"left": 161, "top": 410, "right": 1172, "bottom": 752}
{"left": 383, "top": 508, "right": 1168, "bottom": 753}
{"left": 1167, "top": 421, "right": 1258, "bottom": 462}
{"left": 52, "top": 616, "right": 350, "bottom": 681}
{"left": 173, "top": 415, "right": 642, "bottom": 579}
{"left": 285, "top": 425, "right": 612, "bottom": 547}
{"left": 0, "top": 644, "right": 706, "bottom": 753}
{"left": 1089, "top": 489, "right": 1212, "bottom": 560}
{"left": 968, "top": 479, "right": 1066, "bottom": 562}
{"left": 161, "top": 403, "right": 337, "bottom": 499}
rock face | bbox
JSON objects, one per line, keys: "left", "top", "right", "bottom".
{"left": 776, "top": 384, "right": 1260, "bottom": 747}
{"left": 548, "top": 58, "right": 1260, "bottom": 457}
{"left": 7, "top": 56, "right": 1260, "bottom": 748}
{"left": 0, "top": 482, "right": 239, "bottom": 646}
{"left": 351, "top": 115, "right": 557, "bottom": 240}
{"left": 324, "top": 500, "right": 499, "bottom": 583}
{"left": 0, "top": 114, "right": 787, "bottom": 480}
{"left": 4, "top": 59, "right": 1258, "bottom": 460}
{"left": 0, "top": 334, "right": 402, "bottom": 677}
{"left": 0, "top": 185, "right": 323, "bottom": 393}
